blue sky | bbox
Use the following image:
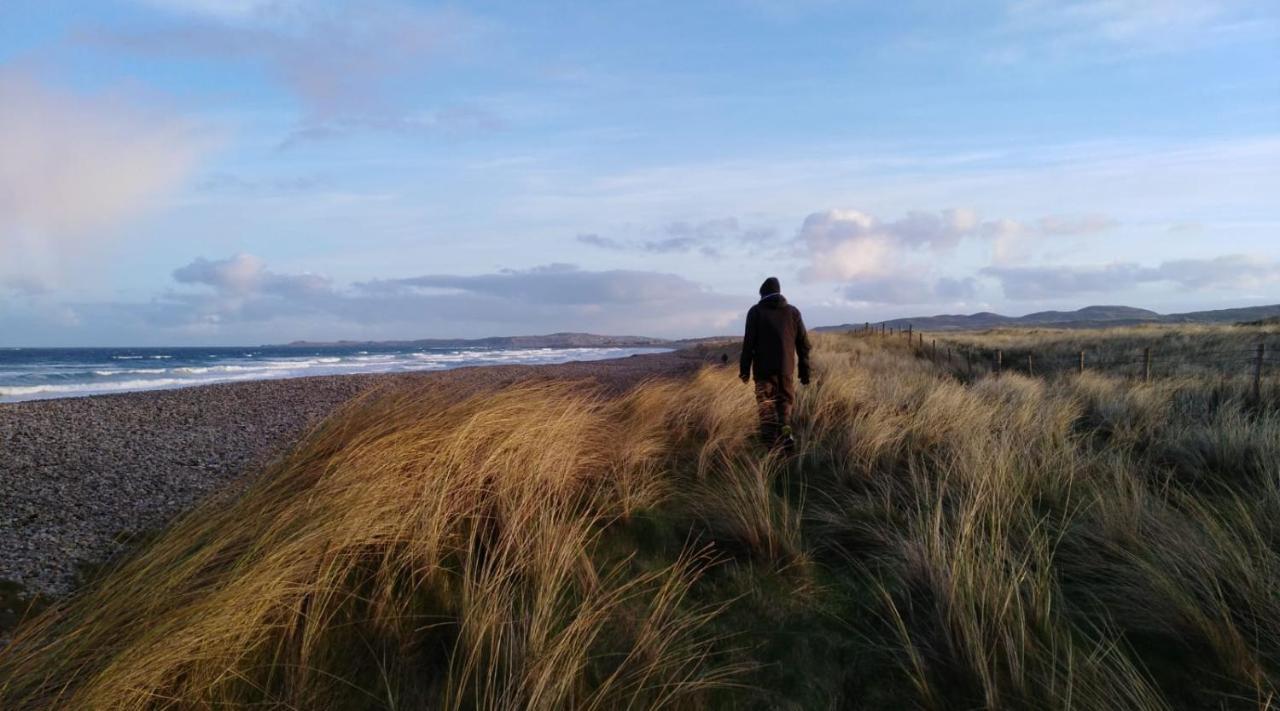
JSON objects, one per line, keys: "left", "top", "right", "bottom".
{"left": 1, "top": 0, "right": 1277, "bottom": 345}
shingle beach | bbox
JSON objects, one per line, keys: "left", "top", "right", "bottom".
{"left": 0, "top": 351, "right": 709, "bottom": 600}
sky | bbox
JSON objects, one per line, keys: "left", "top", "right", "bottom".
{"left": 1, "top": 0, "right": 1277, "bottom": 346}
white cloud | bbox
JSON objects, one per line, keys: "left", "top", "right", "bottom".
{"left": 983, "top": 254, "right": 1280, "bottom": 299}
{"left": 577, "top": 233, "right": 625, "bottom": 250}
{"left": 100, "top": 256, "right": 742, "bottom": 339}
{"left": 0, "top": 274, "right": 50, "bottom": 297}
{"left": 364, "top": 264, "right": 716, "bottom": 307}
{"left": 100, "top": 1, "right": 484, "bottom": 142}
{"left": 981, "top": 263, "right": 1140, "bottom": 300}
{"left": 887, "top": 208, "right": 980, "bottom": 250}
{"left": 0, "top": 72, "right": 208, "bottom": 290}
{"left": 843, "top": 275, "right": 979, "bottom": 306}
{"left": 172, "top": 254, "right": 332, "bottom": 297}
{"left": 576, "top": 217, "right": 776, "bottom": 257}
{"left": 1156, "top": 254, "right": 1280, "bottom": 290}
{"left": 1036, "top": 213, "right": 1119, "bottom": 235}
{"left": 795, "top": 207, "right": 1113, "bottom": 281}
{"left": 982, "top": 213, "right": 1119, "bottom": 266}
{"left": 173, "top": 254, "right": 268, "bottom": 295}
{"left": 981, "top": 218, "right": 1034, "bottom": 266}
{"left": 795, "top": 209, "right": 890, "bottom": 280}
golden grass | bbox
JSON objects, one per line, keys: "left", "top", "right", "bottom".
{"left": 928, "top": 322, "right": 1280, "bottom": 379}
{"left": 3, "top": 327, "right": 1279, "bottom": 709}
{"left": 0, "top": 378, "right": 749, "bottom": 709}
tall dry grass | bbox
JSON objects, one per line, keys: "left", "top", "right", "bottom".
{"left": 929, "top": 322, "right": 1280, "bottom": 379}
{"left": 0, "top": 379, "right": 750, "bottom": 709}
{"left": 3, "top": 327, "right": 1279, "bottom": 709}
{"left": 797, "top": 332, "right": 1280, "bottom": 709}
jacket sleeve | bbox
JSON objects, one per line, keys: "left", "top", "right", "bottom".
{"left": 739, "top": 307, "right": 756, "bottom": 380}
{"left": 794, "top": 307, "right": 812, "bottom": 382}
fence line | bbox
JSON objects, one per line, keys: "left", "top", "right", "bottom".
{"left": 846, "top": 324, "right": 1274, "bottom": 403}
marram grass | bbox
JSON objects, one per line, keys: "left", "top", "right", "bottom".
{"left": 2, "top": 329, "right": 1278, "bottom": 709}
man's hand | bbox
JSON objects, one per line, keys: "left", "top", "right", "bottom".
{"left": 740, "top": 373, "right": 750, "bottom": 384}
{"left": 800, "top": 376, "right": 811, "bottom": 386}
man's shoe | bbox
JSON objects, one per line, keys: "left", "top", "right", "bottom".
{"left": 779, "top": 425, "right": 797, "bottom": 454}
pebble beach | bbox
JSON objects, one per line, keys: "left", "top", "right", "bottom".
{"left": 0, "top": 351, "right": 705, "bottom": 601}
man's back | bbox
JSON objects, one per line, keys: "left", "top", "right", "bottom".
{"left": 739, "top": 277, "right": 810, "bottom": 451}
{"left": 740, "top": 294, "right": 810, "bottom": 382}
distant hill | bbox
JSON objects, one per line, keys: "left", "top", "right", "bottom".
{"left": 274, "top": 305, "right": 1280, "bottom": 350}
{"left": 276, "top": 332, "right": 676, "bottom": 349}
{"left": 1169, "top": 306, "right": 1280, "bottom": 324}
{"left": 816, "top": 304, "right": 1280, "bottom": 333}
{"left": 1019, "top": 305, "right": 1161, "bottom": 323}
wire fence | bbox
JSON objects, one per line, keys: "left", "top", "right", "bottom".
{"left": 847, "top": 324, "right": 1276, "bottom": 402}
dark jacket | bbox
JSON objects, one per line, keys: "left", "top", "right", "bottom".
{"left": 740, "top": 294, "right": 811, "bottom": 383}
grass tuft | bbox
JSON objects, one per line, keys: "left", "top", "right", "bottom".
{"left": 3, "top": 327, "right": 1279, "bottom": 709}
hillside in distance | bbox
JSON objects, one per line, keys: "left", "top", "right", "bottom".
{"left": 818, "top": 303, "right": 1280, "bottom": 332}
{"left": 274, "top": 305, "right": 1280, "bottom": 349}
{"left": 276, "top": 331, "right": 676, "bottom": 349}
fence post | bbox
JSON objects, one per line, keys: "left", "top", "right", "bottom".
{"left": 1255, "top": 343, "right": 1266, "bottom": 404}
{"left": 932, "top": 339, "right": 937, "bottom": 361}
{"left": 1079, "top": 351, "right": 1086, "bottom": 376}
{"left": 1144, "top": 348, "right": 1152, "bottom": 383}
{"left": 996, "top": 350, "right": 1003, "bottom": 376}
{"left": 908, "top": 324, "right": 913, "bottom": 341}
{"left": 1027, "top": 354, "right": 1033, "bottom": 376}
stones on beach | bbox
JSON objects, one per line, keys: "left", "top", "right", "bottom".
{"left": 0, "top": 353, "right": 697, "bottom": 600}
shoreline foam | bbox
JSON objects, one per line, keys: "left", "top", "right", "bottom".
{"left": 0, "top": 346, "right": 674, "bottom": 403}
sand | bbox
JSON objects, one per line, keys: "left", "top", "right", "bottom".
{"left": 0, "top": 351, "right": 713, "bottom": 599}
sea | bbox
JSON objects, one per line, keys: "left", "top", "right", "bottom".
{"left": 0, "top": 345, "right": 673, "bottom": 403}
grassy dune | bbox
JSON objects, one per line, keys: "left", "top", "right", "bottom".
{"left": 930, "top": 323, "right": 1280, "bottom": 379}
{"left": 3, "top": 330, "right": 1279, "bottom": 709}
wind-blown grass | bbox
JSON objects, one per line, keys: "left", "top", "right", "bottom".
{"left": 2, "top": 328, "right": 1278, "bottom": 709}
{"left": 929, "top": 323, "right": 1280, "bottom": 379}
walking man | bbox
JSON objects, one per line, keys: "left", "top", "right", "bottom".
{"left": 740, "top": 277, "right": 811, "bottom": 451}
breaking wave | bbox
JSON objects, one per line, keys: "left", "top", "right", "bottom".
{"left": 0, "top": 347, "right": 671, "bottom": 403}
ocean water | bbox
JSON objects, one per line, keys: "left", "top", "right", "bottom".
{"left": 0, "top": 345, "right": 673, "bottom": 403}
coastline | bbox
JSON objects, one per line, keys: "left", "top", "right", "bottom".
{"left": 0, "top": 350, "right": 712, "bottom": 605}
{"left": 0, "top": 345, "right": 678, "bottom": 404}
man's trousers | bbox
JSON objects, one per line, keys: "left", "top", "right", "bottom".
{"left": 753, "top": 373, "right": 795, "bottom": 447}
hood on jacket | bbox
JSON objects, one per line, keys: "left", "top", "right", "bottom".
{"left": 759, "top": 276, "right": 781, "bottom": 297}
{"left": 759, "top": 293, "right": 788, "bottom": 308}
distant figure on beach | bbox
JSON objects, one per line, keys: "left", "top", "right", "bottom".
{"left": 740, "top": 277, "right": 811, "bottom": 451}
